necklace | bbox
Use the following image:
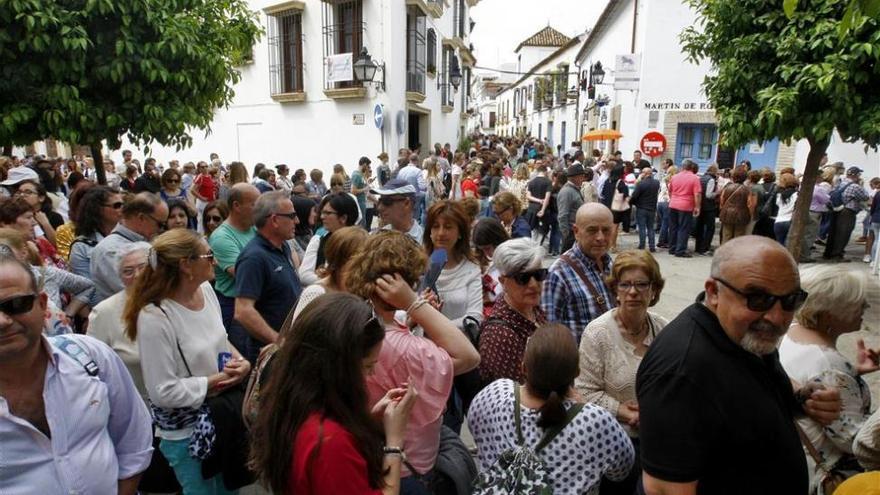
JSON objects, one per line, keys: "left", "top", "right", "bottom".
{"left": 616, "top": 310, "right": 649, "bottom": 337}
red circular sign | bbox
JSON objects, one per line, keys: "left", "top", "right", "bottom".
{"left": 640, "top": 132, "right": 667, "bottom": 158}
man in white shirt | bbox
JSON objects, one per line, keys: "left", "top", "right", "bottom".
{"left": 371, "top": 179, "right": 424, "bottom": 242}
{"left": 0, "top": 254, "right": 153, "bottom": 495}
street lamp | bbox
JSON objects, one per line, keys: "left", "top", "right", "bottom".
{"left": 353, "top": 46, "right": 385, "bottom": 91}
{"left": 450, "top": 56, "right": 462, "bottom": 90}
{"left": 591, "top": 61, "right": 605, "bottom": 86}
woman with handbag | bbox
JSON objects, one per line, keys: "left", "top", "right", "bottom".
{"left": 602, "top": 164, "right": 630, "bottom": 253}
{"left": 779, "top": 265, "right": 877, "bottom": 495}
{"left": 249, "top": 293, "right": 418, "bottom": 495}
{"left": 718, "top": 166, "right": 756, "bottom": 244}
{"left": 123, "top": 229, "right": 251, "bottom": 495}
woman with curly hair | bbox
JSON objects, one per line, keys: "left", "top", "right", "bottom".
{"left": 345, "top": 230, "right": 479, "bottom": 492}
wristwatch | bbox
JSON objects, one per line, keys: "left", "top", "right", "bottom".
{"left": 383, "top": 446, "right": 407, "bottom": 463}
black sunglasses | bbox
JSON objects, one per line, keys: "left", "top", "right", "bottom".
{"left": 191, "top": 252, "right": 215, "bottom": 261}
{"left": 714, "top": 277, "right": 808, "bottom": 312}
{"left": 0, "top": 293, "right": 37, "bottom": 316}
{"left": 379, "top": 197, "right": 407, "bottom": 206}
{"left": 508, "top": 268, "right": 549, "bottom": 285}
{"left": 206, "top": 215, "right": 224, "bottom": 222}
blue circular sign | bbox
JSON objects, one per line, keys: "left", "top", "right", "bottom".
{"left": 374, "top": 104, "right": 385, "bottom": 129}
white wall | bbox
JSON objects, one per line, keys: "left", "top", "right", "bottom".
{"left": 113, "top": 0, "right": 469, "bottom": 179}
{"left": 794, "top": 133, "right": 880, "bottom": 178}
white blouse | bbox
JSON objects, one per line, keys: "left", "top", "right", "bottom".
{"left": 575, "top": 309, "right": 668, "bottom": 437}
{"left": 435, "top": 259, "right": 484, "bottom": 328}
{"left": 137, "top": 282, "right": 233, "bottom": 440}
{"left": 87, "top": 290, "right": 146, "bottom": 400}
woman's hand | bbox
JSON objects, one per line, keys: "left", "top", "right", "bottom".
{"left": 421, "top": 289, "right": 443, "bottom": 312}
{"left": 617, "top": 400, "right": 640, "bottom": 428}
{"left": 375, "top": 273, "right": 417, "bottom": 311}
{"left": 371, "top": 387, "right": 407, "bottom": 420}
{"left": 34, "top": 211, "right": 50, "bottom": 228}
{"left": 216, "top": 357, "right": 251, "bottom": 388}
{"left": 382, "top": 382, "right": 418, "bottom": 447}
{"left": 855, "top": 338, "right": 880, "bottom": 375}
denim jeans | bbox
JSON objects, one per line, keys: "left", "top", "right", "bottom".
{"left": 657, "top": 202, "right": 670, "bottom": 245}
{"left": 774, "top": 221, "right": 791, "bottom": 247}
{"left": 636, "top": 208, "right": 656, "bottom": 249}
{"left": 159, "top": 438, "right": 237, "bottom": 495}
{"left": 668, "top": 208, "right": 694, "bottom": 255}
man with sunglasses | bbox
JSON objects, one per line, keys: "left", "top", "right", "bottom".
{"left": 637, "top": 236, "right": 842, "bottom": 495}
{"left": 371, "top": 178, "right": 424, "bottom": 242}
{"left": 90, "top": 193, "right": 168, "bottom": 304}
{"left": 0, "top": 255, "right": 153, "bottom": 495}
{"left": 234, "top": 191, "right": 302, "bottom": 363}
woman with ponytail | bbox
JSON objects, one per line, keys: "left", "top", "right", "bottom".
{"left": 123, "top": 229, "right": 250, "bottom": 495}
{"left": 467, "top": 324, "right": 633, "bottom": 495}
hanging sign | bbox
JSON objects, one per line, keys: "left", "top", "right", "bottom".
{"left": 326, "top": 53, "right": 353, "bottom": 83}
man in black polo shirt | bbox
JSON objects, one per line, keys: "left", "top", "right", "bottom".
{"left": 637, "top": 236, "right": 841, "bottom": 495}
{"left": 234, "top": 190, "right": 302, "bottom": 363}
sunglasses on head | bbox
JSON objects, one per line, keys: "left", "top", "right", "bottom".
{"left": 0, "top": 293, "right": 37, "bottom": 316}
{"left": 507, "top": 268, "right": 548, "bottom": 285}
{"left": 714, "top": 277, "right": 808, "bottom": 312}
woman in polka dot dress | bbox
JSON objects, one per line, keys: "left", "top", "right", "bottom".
{"left": 468, "top": 324, "right": 634, "bottom": 495}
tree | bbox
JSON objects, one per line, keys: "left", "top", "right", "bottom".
{"left": 0, "top": 0, "right": 261, "bottom": 184}
{"left": 682, "top": 0, "right": 880, "bottom": 261}
{"left": 785, "top": 0, "right": 880, "bottom": 36}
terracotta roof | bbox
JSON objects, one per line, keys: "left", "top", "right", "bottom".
{"left": 515, "top": 26, "right": 572, "bottom": 53}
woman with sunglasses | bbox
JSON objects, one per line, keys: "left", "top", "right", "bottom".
{"left": 575, "top": 249, "right": 667, "bottom": 495}
{"left": 779, "top": 265, "right": 877, "bottom": 494}
{"left": 69, "top": 186, "right": 124, "bottom": 285}
{"left": 123, "top": 229, "right": 250, "bottom": 495}
{"left": 250, "top": 293, "right": 418, "bottom": 495}
{"left": 298, "top": 192, "right": 360, "bottom": 286}
{"left": 477, "top": 238, "right": 548, "bottom": 386}
{"left": 201, "top": 200, "right": 229, "bottom": 240}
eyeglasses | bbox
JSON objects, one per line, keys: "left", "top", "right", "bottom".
{"left": 121, "top": 262, "right": 148, "bottom": 278}
{"left": 493, "top": 206, "right": 512, "bottom": 217}
{"left": 14, "top": 189, "right": 37, "bottom": 197}
{"left": 206, "top": 215, "right": 224, "bottom": 223}
{"left": 379, "top": 197, "right": 407, "bottom": 207}
{"left": 507, "top": 268, "right": 548, "bottom": 285}
{"left": 103, "top": 201, "right": 124, "bottom": 209}
{"left": 713, "top": 277, "right": 808, "bottom": 312}
{"left": 273, "top": 211, "right": 297, "bottom": 220}
{"left": 191, "top": 252, "right": 215, "bottom": 261}
{"left": 617, "top": 281, "right": 652, "bottom": 293}
{"left": 146, "top": 214, "right": 166, "bottom": 230}
{"left": 320, "top": 210, "right": 338, "bottom": 217}
{"left": 0, "top": 293, "right": 37, "bottom": 316}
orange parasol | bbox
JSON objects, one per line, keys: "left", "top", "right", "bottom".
{"left": 582, "top": 129, "right": 623, "bottom": 141}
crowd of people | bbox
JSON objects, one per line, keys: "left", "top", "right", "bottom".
{"left": 0, "top": 135, "right": 879, "bottom": 495}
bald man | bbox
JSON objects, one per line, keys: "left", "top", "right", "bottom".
{"left": 637, "top": 236, "right": 841, "bottom": 495}
{"left": 209, "top": 183, "right": 260, "bottom": 354}
{"left": 542, "top": 203, "right": 616, "bottom": 342}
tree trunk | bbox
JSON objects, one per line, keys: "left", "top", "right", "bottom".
{"left": 787, "top": 136, "right": 829, "bottom": 261}
{"left": 90, "top": 144, "right": 107, "bottom": 185}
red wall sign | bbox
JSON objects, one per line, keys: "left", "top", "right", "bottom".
{"left": 640, "top": 132, "right": 667, "bottom": 158}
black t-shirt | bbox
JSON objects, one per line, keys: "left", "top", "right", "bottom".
{"left": 527, "top": 176, "right": 551, "bottom": 210}
{"left": 636, "top": 303, "right": 807, "bottom": 495}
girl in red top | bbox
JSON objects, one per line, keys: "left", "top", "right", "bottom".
{"left": 461, "top": 167, "right": 481, "bottom": 198}
{"left": 249, "top": 293, "right": 417, "bottom": 495}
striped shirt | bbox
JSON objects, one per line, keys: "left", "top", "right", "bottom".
{"left": 541, "top": 245, "right": 614, "bottom": 342}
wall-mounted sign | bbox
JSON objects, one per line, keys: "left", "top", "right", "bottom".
{"left": 749, "top": 143, "right": 765, "bottom": 154}
{"left": 326, "top": 53, "right": 353, "bottom": 83}
{"left": 613, "top": 54, "right": 641, "bottom": 91}
{"left": 373, "top": 104, "right": 385, "bottom": 129}
{"left": 353, "top": 113, "right": 365, "bottom": 125}
{"left": 643, "top": 102, "right": 714, "bottom": 110}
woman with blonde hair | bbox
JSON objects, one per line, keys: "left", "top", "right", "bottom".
{"left": 492, "top": 191, "right": 531, "bottom": 238}
{"left": 124, "top": 229, "right": 251, "bottom": 494}
{"left": 289, "top": 226, "right": 367, "bottom": 322}
{"left": 423, "top": 157, "right": 445, "bottom": 215}
{"left": 505, "top": 163, "right": 531, "bottom": 209}
{"left": 656, "top": 165, "right": 677, "bottom": 249}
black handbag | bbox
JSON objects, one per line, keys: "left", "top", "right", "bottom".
{"left": 138, "top": 432, "right": 182, "bottom": 493}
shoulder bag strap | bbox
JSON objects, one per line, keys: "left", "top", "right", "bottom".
{"left": 560, "top": 254, "right": 612, "bottom": 313}
{"left": 50, "top": 335, "right": 100, "bottom": 376}
{"left": 156, "top": 304, "right": 193, "bottom": 377}
{"left": 514, "top": 385, "right": 525, "bottom": 447}
{"left": 794, "top": 421, "right": 832, "bottom": 475}
{"left": 535, "top": 402, "right": 586, "bottom": 453}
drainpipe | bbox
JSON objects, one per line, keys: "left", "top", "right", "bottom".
{"left": 574, "top": 58, "right": 582, "bottom": 143}
{"left": 631, "top": 0, "right": 638, "bottom": 53}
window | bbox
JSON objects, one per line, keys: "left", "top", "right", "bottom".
{"left": 321, "top": 0, "right": 363, "bottom": 90}
{"left": 426, "top": 29, "right": 437, "bottom": 73}
{"left": 440, "top": 46, "right": 455, "bottom": 107}
{"left": 406, "top": 9, "right": 426, "bottom": 94}
{"left": 268, "top": 9, "right": 304, "bottom": 95}
{"left": 489, "top": 111, "right": 496, "bottom": 128}
{"left": 699, "top": 127, "right": 716, "bottom": 160}
{"left": 453, "top": 0, "right": 466, "bottom": 39}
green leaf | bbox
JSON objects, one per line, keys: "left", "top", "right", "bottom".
{"left": 860, "top": 0, "right": 880, "bottom": 18}
{"left": 783, "top": 0, "right": 798, "bottom": 18}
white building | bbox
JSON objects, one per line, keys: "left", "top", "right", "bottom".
{"left": 112, "top": 0, "right": 480, "bottom": 176}
{"left": 466, "top": 66, "right": 513, "bottom": 136}
{"left": 573, "top": 0, "right": 878, "bottom": 176}
{"left": 494, "top": 27, "right": 586, "bottom": 153}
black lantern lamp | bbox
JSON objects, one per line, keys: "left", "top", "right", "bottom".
{"left": 591, "top": 61, "right": 605, "bottom": 86}
{"left": 450, "top": 56, "right": 462, "bottom": 90}
{"left": 353, "top": 46, "right": 386, "bottom": 91}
